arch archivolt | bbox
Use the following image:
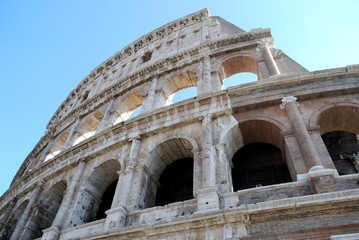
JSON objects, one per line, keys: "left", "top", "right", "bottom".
{"left": 309, "top": 102, "right": 359, "bottom": 134}
{"left": 217, "top": 51, "right": 260, "bottom": 81}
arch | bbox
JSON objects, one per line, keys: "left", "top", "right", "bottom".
{"left": 313, "top": 104, "right": 359, "bottom": 135}
{"left": 24, "top": 180, "right": 67, "bottom": 239}
{"left": 1, "top": 200, "right": 29, "bottom": 239}
{"left": 143, "top": 138, "right": 195, "bottom": 208}
{"left": 160, "top": 71, "right": 198, "bottom": 106}
{"left": 72, "top": 109, "right": 105, "bottom": 146}
{"left": 69, "top": 159, "right": 120, "bottom": 227}
{"left": 112, "top": 91, "right": 145, "bottom": 124}
{"left": 44, "top": 130, "right": 70, "bottom": 162}
{"left": 239, "top": 119, "right": 284, "bottom": 150}
{"left": 220, "top": 55, "right": 260, "bottom": 86}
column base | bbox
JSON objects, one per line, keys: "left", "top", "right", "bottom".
{"left": 104, "top": 206, "right": 128, "bottom": 229}
{"left": 307, "top": 166, "right": 338, "bottom": 194}
{"left": 41, "top": 226, "right": 60, "bottom": 240}
{"left": 196, "top": 187, "right": 219, "bottom": 212}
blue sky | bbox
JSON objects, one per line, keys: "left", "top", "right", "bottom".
{"left": 0, "top": 1, "right": 358, "bottom": 196}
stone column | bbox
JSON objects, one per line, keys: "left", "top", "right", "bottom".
{"left": 258, "top": 42, "right": 280, "bottom": 76}
{"left": 141, "top": 75, "right": 158, "bottom": 113}
{"left": 63, "top": 118, "right": 81, "bottom": 149}
{"left": 198, "top": 55, "right": 212, "bottom": 95}
{"left": 216, "top": 143, "right": 232, "bottom": 193}
{"left": 96, "top": 99, "right": 116, "bottom": 133}
{"left": 0, "top": 200, "right": 16, "bottom": 236}
{"left": 281, "top": 96, "right": 322, "bottom": 170}
{"left": 105, "top": 137, "right": 141, "bottom": 228}
{"left": 10, "top": 181, "right": 44, "bottom": 240}
{"left": 197, "top": 115, "right": 219, "bottom": 212}
{"left": 281, "top": 96, "right": 337, "bottom": 193}
{"left": 38, "top": 139, "right": 55, "bottom": 163}
{"left": 42, "top": 161, "right": 87, "bottom": 240}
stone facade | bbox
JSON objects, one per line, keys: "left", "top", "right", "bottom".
{"left": 1, "top": 8, "right": 359, "bottom": 240}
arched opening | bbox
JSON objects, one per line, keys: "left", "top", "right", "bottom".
{"left": 224, "top": 72, "right": 258, "bottom": 89}
{"left": 155, "top": 157, "right": 193, "bottom": 206}
{"left": 72, "top": 110, "right": 104, "bottom": 146}
{"left": 221, "top": 55, "right": 260, "bottom": 89}
{"left": 316, "top": 106, "right": 359, "bottom": 175}
{"left": 322, "top": 131, "right": 359, "bottom": 175}
{"left": 113, "top": 91, "right": 145, "bottom": 124}
{"left": 69, "top": 159, "right": 120, "bottom": 227}
{"left": 171, "top": 86, "right": 197, "bottom": 104}
{"left": 1, "top": 200, "right": 29, "bottom": 239}
{"left": 143, "top": 138, "right": 194, "bottom": 209}
{"left": 161, "top": 71, "right": 197, "bottom": 106}
{"left": 232, "top": 143, "right": 291, "bottom": 191}
{"left": 24, "top": 181, "right": 67, "bottom": 239}
{"left": 44, "top": 130, "right": 69, "bottom": 162}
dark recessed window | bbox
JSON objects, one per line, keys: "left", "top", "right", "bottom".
{"left": 141, "top": 51, "right": 152, "bottom": 63}
{"left": 155, "top": 157, "right": 193, "bottom": 206}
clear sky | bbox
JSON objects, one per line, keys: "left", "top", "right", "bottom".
{"left": 0, "top": 1, "right": 358, "bottom": 196}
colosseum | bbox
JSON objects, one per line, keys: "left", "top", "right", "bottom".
{"left": 1, "top": 8, "right": 359, "bottom": 240}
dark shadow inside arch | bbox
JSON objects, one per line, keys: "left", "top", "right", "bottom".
{"left": 95, "top": 179, "right": 118, "bottom": 220}
{"left": 322, "top": 131, "right": 359, "bottom": 175}
{"left": 232, "top": 143, "right": 291, "bottom": 191}
{"left": 155, "top": 157, "right": 193, "bottom": 206}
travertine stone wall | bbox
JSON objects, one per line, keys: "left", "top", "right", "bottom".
{"left": 1, "top": 8, "right": 359, "bottom": 240}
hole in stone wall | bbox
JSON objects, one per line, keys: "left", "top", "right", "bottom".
{"left": 232, "top": 143, "right": 291, "bottom": 191}
{"left": 170, "top": 86, "right": 197, "bottom": 104}
{"left": 322, "top": 131, "right": 359, "bottom": 175}
{"left": 155, "top": 157, "right": 193, "bottom": 206}
{"left": 224, "top": 72, "right": 257, "bottom": 89}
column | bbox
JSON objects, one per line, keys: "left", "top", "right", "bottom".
{"left": 0, "top": 200, "right": 16, "bottom": 236}
{"left": 63, "top": 118, "right": 81, "bottom": 148}
{"left": 281, "top": 96, "right": 322, "bottom": 170}
{"left": 196, "top": 114, "right": 219, "bottom": 212}
{"left": 105, "top": 137, "right": 141, "bottom": 229}
{"left": 10, "top": 181, "right": 44, "bottom": 240}
{"left": 258, "top": 42, "right": 280, "bottom": 76}
{"left": 201, "top": 114, "right": 216, "bottom": 188}
{"left": 42, "top": 161, "right": 86, "bottom": 239}
{"left": 281, "top": 96, "right": 337, "bottom": 193}
{"left": 141, "top": 75, "right": 158, "bottom": 113}
{"left": 96, "top": 99, "right": 115, "bottom": 133}
{"left": 216, "top": 143, "right": 232, "bottom": 193}
{"left": 199, "top": 55, "right": 212, "bottom": 95}
{"left": 38, "top": 139, "right": 55, "bottom": 163}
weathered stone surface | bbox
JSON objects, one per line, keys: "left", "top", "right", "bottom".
{"left": 1, "top": 8, "right": 359, "bottom": 240}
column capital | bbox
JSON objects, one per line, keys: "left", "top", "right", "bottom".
{"left": 280, "top": 96, "right": 298, "bottom": 109}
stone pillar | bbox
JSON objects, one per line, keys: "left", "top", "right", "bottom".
{"left": 258, "top": 42, "right": 280, "bottom": 76}
{"left": 281, "top": 96, "right": 322, "bottom": 170}
{"left": 63, "top": 118, "right": 81, "bottom": 149}
{"left": 0, "top": 200, "right": 16, "bottom": 236}
{"left": 10, "top": 181, "right": 44, "bottom": 240}
{"left": 196, "top": 115, "right": 219, "bottom": 212}
{"left": 141, "top": 75, "right": 158, "bottom": 113}
{"left": 96, "top": 99, "right": 116, "bottom": 133}
{"left": 281, "top": 96, "right": 337, "bottom": 193}
{"left": 42, "top": 161, "right": 86, "bottom": 240}
{"left": 198, "top": 55, "right": 212, "bottom": 95}
{"left": 39, "top": 139, "right": 55, "bottom": 163}
{"left": 216, "top": 143, "right": 232, "bottom": 193}
{"left": 105, "top": 137, "right": 141, "bottom": 228}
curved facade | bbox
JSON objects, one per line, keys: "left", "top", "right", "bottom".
{"left": 1, "top": 8, "right": 359, "bottom": 240}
